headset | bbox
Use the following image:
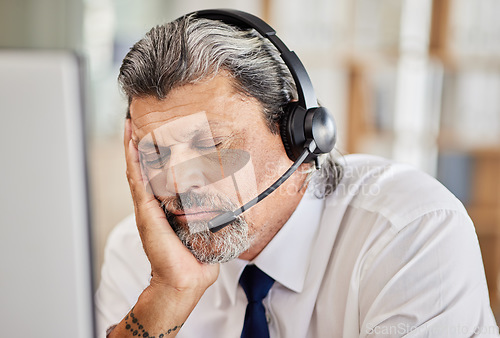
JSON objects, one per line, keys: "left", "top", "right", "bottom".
{"left": 184, "top": 9, "right": 337, "bottom": 231}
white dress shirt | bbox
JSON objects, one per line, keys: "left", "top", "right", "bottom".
{"left": 95, "top": 154, "right": 499, "bottom": 337}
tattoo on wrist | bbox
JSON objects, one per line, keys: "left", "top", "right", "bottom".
{"left": 124, "top": 307, "right": 184, "bottom": 337}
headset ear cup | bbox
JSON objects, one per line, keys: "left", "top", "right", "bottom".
{"left": 279, "top": 104, "right": 297, "bottom": 162}
{"left": 304, "top": 107, "right": 337, "bottom": 155}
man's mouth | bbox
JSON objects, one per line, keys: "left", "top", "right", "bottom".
{"left": 170, "top": 208, "right": 222, "bottom": 222}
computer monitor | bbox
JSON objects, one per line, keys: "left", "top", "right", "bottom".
{"left": 0, "top": 50, "right": 95, "bottom": 337}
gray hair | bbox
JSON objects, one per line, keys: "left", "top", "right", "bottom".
{"left": 118, "top": 14, "right": 343, "bottom": 197}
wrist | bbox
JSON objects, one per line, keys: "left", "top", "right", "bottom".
{"left": 145, "top": 280, "right": 206, "bottom": 310}
{"left": 148, "top": 265, "right": 218, "bottom": 298}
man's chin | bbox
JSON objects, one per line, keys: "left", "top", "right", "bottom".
{"left": 187, "top": 236, "right": 243, "bottom": 264}
{"left": 170, "top": 217, "right": 251, "bottom": 264}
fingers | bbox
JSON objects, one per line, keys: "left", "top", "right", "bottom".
{"left": 123, "top": 120, "right": 177, "bottom": 237}
{"left": 124, "top": 119, "right": 149, "bottom": 205}
{"left": 124, "top": 120, "right": 162, "bottom": 219}
{"left": 126, "top": 138, "right": 149, "bottom": 205}
{"left": 124, "top": 118, "right": 132, "bottom": 150}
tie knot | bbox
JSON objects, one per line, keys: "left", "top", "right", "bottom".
{"left": 239, "top": 265, "right": 275, "bottom": 303}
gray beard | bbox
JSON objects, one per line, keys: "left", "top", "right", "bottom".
{"left": 160, "top": 191, "right": 252, "bottom": 264}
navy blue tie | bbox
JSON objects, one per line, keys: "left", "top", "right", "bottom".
{"left": 239, "top": 265, "right": 275, "bottom": 338}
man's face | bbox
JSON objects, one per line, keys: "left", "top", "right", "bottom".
{"left": 129, "top": 74, "right": 296, "bottom": 263}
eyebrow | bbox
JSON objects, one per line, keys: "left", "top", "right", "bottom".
{"left": 137, "top": 120, "right": 232, "bottom": 150}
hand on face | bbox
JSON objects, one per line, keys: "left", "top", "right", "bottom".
{"left": 131, "top": 109, "right": 255, "bottom": 263}
{"left": 124, "top": 118, "right": 219, "bottom": 294}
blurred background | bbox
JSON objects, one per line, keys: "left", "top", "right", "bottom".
{"left": 1, "top": 0, "right": 499, "bottom": 319}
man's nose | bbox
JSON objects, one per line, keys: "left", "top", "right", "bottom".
{"left": 165, "top": 147, "right": 206, "bottom": 194}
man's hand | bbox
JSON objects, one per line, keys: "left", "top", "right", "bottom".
{"left": 108, "top": 119, "right": 219, "bottom": 337}
{"left": 124, "top": 118, "right": 219, "bottom": 292}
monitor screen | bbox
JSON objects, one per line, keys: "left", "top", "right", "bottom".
{"left": 0, "top": 50, "right": 95, "bottom": 337}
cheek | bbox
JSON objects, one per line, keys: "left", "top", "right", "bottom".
{"left": 247, "top": 133, "right": 292, "bottom": 190}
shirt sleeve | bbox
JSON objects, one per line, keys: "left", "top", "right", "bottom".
{"left": 357, "top": 209, "right": 499, "bottom": 337}
{"left": 94, "top": 215, "right": 151, "bottom": 338}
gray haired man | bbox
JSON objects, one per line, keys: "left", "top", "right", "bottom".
{"left": 96, "top": 11, "right": 498, "bottom": 338}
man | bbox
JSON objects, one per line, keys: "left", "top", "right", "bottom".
{"left": 96, "top": 11, "right": 498, "bottom": 337}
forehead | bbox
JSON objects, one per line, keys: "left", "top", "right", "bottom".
{"left": 129, "top": 74, "right": 265, "bottom": 141}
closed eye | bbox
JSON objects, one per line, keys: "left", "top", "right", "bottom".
{"left": 140, "top": 148, "right": 171, "bottom": 169}
{"left": 195, "top": 138, "right": 225, "bottom": 151}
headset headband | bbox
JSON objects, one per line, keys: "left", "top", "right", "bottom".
{"left": 186, "top": 8, "right": 337, "bottom": 164}
{"left": 190, "top": 9, "right": 318, "bottom": 110}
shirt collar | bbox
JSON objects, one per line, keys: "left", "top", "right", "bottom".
{"left": 219, "top": 188, "right": 325, "bottom": 304}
